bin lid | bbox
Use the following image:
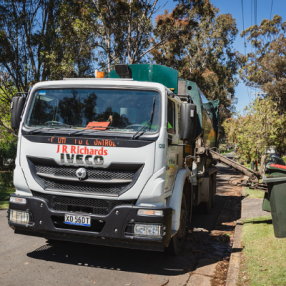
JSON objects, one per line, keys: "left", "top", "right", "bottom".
{"left": 263, "top": 164, "right": 286, "bottom": 183}
{"left": 268, "top": 164, "right": 286, "bottom": 171}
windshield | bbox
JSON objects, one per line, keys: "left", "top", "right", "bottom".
{"left": 26, "top": 88, "right": 160, "bottom": 132}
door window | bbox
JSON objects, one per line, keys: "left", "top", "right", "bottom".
{"left": 167, "top": 99, "right": 176, "bottom": 134}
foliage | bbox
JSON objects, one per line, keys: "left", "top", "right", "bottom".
{"left": 91, "top": 0, "right": 157, "bottom": 71}
{"left": 151, "top": 2, "right": 240, "bottom": 137}
{"left": 0, "top": 136, "right": 17, "bottom": 172}
{"left": 0, "top": 136, "right": 17, "bottom": 186}
{"left": 223, "top": 98, "right": 286, "bottom": 162}
{"left": 0, "top": 0, "right": 96, "bottom": 93}
{"left": 240, "top": 15, "right": 286, "bottom": 111}
{"left": 0, "top": 184, "right": 15, "bottom": 209}
{"left": 240, "top": 215, "right": 286, "bottom": 285}
{"left": 91, "top": 0, "right": 210, "bottom": 72}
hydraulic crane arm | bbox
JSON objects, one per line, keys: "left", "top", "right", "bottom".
{"left": 209, "top": 149, "right": 261, "bottom": 183}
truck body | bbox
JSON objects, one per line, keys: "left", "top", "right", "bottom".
{"left": 8, "top": 64, "right": 219, "bottom": 253}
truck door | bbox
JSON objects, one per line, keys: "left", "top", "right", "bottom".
{"left": 165, "top": 98, "right": 179, "bottom": 192}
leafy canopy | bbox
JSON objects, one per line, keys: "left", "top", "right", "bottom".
{"left": 239, "top": 15, "right": 286, "bottom": 110}
{"left": 223, "top": 98, "right": 286, "bottom": 162}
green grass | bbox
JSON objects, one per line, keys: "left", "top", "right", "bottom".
{"left": 239, "top": 215, "right": 286, "bottom": 285}
{"left": 220, "top": 149, "right": 234, "bottom": 155}
{"left": 0, "top": 184, "right": 15, "bottom": 209}
{"left": 245, "top": 187, "right": 265, "bottom": 199}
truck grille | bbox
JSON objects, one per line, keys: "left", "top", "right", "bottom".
{"left": 32, "top": 191, "right": 135, "bottom": 216}
{"left": 41, "top": 178, "right": 128, "bottom": 195}
{"left": 35, "top": 165, "right": 135, "bottom": 180}
{"left": 27, "top": 158, "right": 143, "bottom": 196}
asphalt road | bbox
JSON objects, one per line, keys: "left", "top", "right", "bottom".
{"left": 0, "top": 161, "right": 241, "bottom": 286}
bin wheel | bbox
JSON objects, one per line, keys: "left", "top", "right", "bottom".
{"left": 168, "top": 193, "right": 188, "bottom": 255}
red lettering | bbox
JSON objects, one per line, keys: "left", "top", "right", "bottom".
{"left": 84, "top": 147, "right": 89, "bottom": 155}
{"left": 99, "top": 147, "right": 104, "bottom": 155}
{"left": 77, "top": 146, "right": 79, "bottom": 154}
{"left": 104, "top": 150, "right": 108, "bottom": 155}
{"left": 71, "top": 146, "right": 76, "bottom": 154}
{"left": 62, "top": 145, "right": 68, "bottom": 153}
{"left": 58, "top": 137, "right": 66, "bottom": 144}
{"left": 94, "top": 149, "right": 98, "bottom": 155}
{"left": 80, "top": 148, "right": 84, "bottom": 154}
{"left": 56, "top": 145, "right": 60, "bottom": 153}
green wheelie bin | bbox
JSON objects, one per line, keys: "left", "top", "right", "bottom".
{"left": 263, "top": 164, "right": 286, "bottom": 238}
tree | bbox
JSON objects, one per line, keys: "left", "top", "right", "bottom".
{"left": 91, "top": 0, "right": 158, "bottom": 72}
{"left": 240, "top": 15, "right": 286, "bottom": 110}
{"left": 90, "top": 0, "right": 211, "bottom": 72}
{"left": 223, "top": 98, "right": 286, "bottom": 163}
{"left": 0, "top": 0, "right": 96, "bottom": 92}
{"left": 151, "top": 2, "right": 240, "bottom": 136}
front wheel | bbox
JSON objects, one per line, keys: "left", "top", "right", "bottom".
{"left": 168, "top": 193, "right": 188, "bottom": 255}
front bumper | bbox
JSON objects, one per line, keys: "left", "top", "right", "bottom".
{"left": 8, "top": 194, "right": 172, "bottom": 252}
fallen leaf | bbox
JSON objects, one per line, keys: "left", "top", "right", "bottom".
{"left": 161, "top": 279, "right": 169, "bottom": 286}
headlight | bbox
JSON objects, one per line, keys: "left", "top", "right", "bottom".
{"left": 9, "top": 210, "right": 30, "bottom": 225}
{"left": 134, "top": 224, "right": 162, "bottom": 238}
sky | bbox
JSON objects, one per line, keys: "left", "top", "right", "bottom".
{"left": 156, "top": 0, "right": 286, "bottom": 114}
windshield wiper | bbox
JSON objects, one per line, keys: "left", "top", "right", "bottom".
{"left": 132, "top": 95, "right": 156, "bottom": 140}
{"left": 28, "top": 126, "right": 60, "bottom": 134}
{"left": 67, "top": 126, "right": 116, "bottom": 136}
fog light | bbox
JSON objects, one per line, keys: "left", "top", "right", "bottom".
{"left": 134, "top": 224, "right": 147, "bottom": 236}
{"left": 10, "top": 197, "right": 26, "bottom": 205}
{"left": 137, "top": 209, "right": 163, "bottom": 216}
{"left": 134, "top": 224, "right": 162, "bottom": 238}
{"left": 10, "top": 210, "right": 29, "bottom": 225}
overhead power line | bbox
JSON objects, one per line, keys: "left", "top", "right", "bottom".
{"left": 270, "top": 0, "right": 274, "bottom": 20}
{"left": 241, "top": 0, "right": 246, "bottom": 56}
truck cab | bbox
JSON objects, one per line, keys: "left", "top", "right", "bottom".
{"left": 8, "top": 64, "right": 218, "bottom": 254}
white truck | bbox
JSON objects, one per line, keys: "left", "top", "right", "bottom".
{"left": 8, "top": 64, "right": 219, "bottom": 254}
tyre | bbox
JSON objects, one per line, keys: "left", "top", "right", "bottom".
{"left": 202, "top": 177, "right": 212, "bottom": 214}
{"left": 168, "top": 193, "right": 189, "bottom": 255}
{"left": 211, "top": 174, "right": 216, "bottom": 208}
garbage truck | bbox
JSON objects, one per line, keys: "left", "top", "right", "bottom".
{"left": 8, "top": 64, "right": 221, "bottom": 254}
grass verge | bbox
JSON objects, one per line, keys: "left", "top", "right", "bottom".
{"left": 0, "top": 184, "right": 15, "bottom": 209}
{"left": 239, "top": 215, "right": 286, "bottom": 285}
{"left": 245, "top": 187, "right": 264, "bottom": 199}
{"left": 220, "top": 149, "right": 234, "bottom": 155}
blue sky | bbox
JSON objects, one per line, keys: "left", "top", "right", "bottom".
{"left": 156, "top": 0, "right": 286, "bottom": 114}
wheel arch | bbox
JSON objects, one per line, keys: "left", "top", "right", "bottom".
{"left": 169, "top": 168, "right": 191, "bottom": 232}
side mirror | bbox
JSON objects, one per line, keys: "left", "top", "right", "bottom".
{"left": 179, "top": 103, "right": 197, "bottom": 141}
{"left": 11, "top": 96, "right": 26, "bottom": 130}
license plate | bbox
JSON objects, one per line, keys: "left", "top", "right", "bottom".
{"left": 64, "top": 214, "right": 91, "bottom": 227}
